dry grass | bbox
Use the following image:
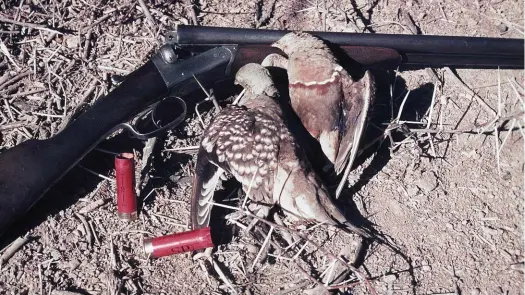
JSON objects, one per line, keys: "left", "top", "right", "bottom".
{"left": 0, "top": 0, "right": 523, "bottom": 294}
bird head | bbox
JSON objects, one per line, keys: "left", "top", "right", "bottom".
{"left": 234, "top": 63, "right": 279, "bottom": 99}
{"left": 271, "top": 32, "right": 328, "bottom": 56}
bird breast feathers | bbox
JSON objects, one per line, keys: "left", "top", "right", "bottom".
{"left": 288, "top": 54, "right": 342, "bottom": 86}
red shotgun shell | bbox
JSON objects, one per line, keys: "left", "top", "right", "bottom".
{"left": 115, "top": 153, "right": 137, "bottom": 221}
{"left": 143, "top": 227, "right": 215, "bottom": 258}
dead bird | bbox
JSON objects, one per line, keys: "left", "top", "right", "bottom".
{"left": 269, "top": 32, "right": 375, "bottom": 198}
{"left": 190, "top": 63, "right": 371, "bottom": 239}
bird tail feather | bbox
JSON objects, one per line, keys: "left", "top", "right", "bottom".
{"left": 190, "top": 147, "right": 223, "bottom": 229}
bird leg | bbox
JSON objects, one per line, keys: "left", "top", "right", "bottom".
{"left": 244, "top": 204, "right": 271, "bottom": 234}
{"left": 273, "top": 211, "right": 295, "bottom": 247}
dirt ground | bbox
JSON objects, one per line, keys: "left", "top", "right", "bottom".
{"left": 0, "top": 0, "right": 524, "bottom": 294}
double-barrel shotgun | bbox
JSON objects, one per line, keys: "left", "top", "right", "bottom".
{"left": 0, "top": 25, "right": 523, "bottom": 237}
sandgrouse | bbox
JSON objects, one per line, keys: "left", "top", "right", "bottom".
{"left": 190, "top": 63, "right": 371, "bottom": 239}
{"left": 270, "top": 32, "right": 375, "bottom": 198}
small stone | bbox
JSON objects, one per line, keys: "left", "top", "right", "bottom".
{"left": 502, "top": 171, "right": 512, "bottom": 181}
{"left": 383, "top": 274, "right": 397, "bottom": 283}
{"left": 217, "top": 254, "right": 225, "bottom": 263}
{"left": 415, "top": 171, "right": 438, "bottom": 193}
{"left": 496, "top": 23, "right": 508, "bottom": 33}
{"left": 422, "top": 265, "right": 432, "bottom": 272}
{"left": 64, "top": 36, "right": 80, "bottom": 49}
{"left": 245, "top": 244, "right": 258, "bottom": 254}
{"left": 472, "top": 288, "right": 481, "bottom": 295}
{"left": 407, "top": 186, "right": 419, "bottom": 197}
{"left": 50, "top": 248, "right": 61, "bottom": 260}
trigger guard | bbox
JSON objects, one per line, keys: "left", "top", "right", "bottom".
{"left": 150, "top": 96, "right": 188, "bottom": 135}
{"left": 111, "top": 96, "right": 187, "bottom": 140}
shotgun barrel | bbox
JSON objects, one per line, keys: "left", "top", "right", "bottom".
{"left": 173, "top": 25, "right": 524, "bottom": 69}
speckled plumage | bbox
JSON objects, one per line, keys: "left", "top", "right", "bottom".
{"left": 272, "top": 33, "right": 375, "bottom": 196}
{"left": 190, "top": 63, "right": 371, "bottom": 239}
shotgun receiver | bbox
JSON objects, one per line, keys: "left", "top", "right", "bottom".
{"left": 0, "top": 25, "right": 523, "bottom": 237}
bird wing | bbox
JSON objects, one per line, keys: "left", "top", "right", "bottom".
{"left": 190, "top": 104, "right": 282, "bottom": 229}
{"left": 190, "top": 147, "right": 224, "bottom": 229}
{"left": 334, "top": 70, "right": 375, "bottom": 175}
{"left": 273, "top": 143, "right": 373, "bottom": 239}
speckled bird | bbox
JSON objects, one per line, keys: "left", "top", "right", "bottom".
{"left": 190, "top": 63, "right": 371, "bottom": 239}
{"left": 271, "top": 32, "right": 375, "bottom": 198}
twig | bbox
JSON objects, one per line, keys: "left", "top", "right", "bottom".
{"left": 0, "top": 71, "right": 30, "bottom": 90}
{"left": 395, "top": 90, "right": 412, "bottom": 123}
{"left": 0, "top": 235, "right": 29, "bottom": 267}
{"left": 508, "top": 78, "right": 525, "bottom": 110}
{"left": 0, "top": 121, "right": 29, "bottom": 131}
{"left": 75, "top": 213, "right": 93, "bottom": 247}
{"left": 137, "top": 0, "right": 157, "bottom": 31}
{"left": 445, "top": 68, "right": 496, "bottom": 116}
{"left": 292, "top": 241, "right": 309, "bottom": 260}
{"left": 250, "top": 226, "right": 274, "bottom": 271}
{"left": 324, "top": 260, "right": 337, "bottom": 286}
{"left": 7, "top": 88, "right": 46, "bottom": 99}
{"left": 426, "top": 84, "right": 438, "bottom": 157}
{"left": 517, "top": 124, "right": 525, "bottom": 202}
{"left": 140, "top": 137, "right": 157, "bottom": 186}
{"left": 83, "top": 14, "right": 95, "bottom": 61}
{"left": 399, "top": 9, "right": 418, "bottom": 34}
{"left": 274, "top": 280, "right": 310, "bottom": 295}
{"left": 83, "top": 14, "right": 113, "bottom": 32}
{"left": 327, "top": 281, "right": 360, "bottom": 290}
{"left": 193, "top": 74, "right": 221, "bottom": 112}
{"left": 57, "top": 80, "right": 98, "bottom": 132}
{"left": 495, "top": 68, "right": 502, "bottom": 173}
{"left": 39, "top": 264, "right": 44, "bottom": 295}
{"left": 211, "top": 257, "right": 238, "bottom": 294}
{"left": 109, "top": 236, "right": 119, "bottom": 269}
{"left": 79, "top": 198, "right": 108, "bottom": 214}
{"left": 89, "top": 220, "right": 100, "bottom": 245}
{"left": 51, "top": 291, "right": 85, "bottom": 295}
{"left": 321, "top": 0, "right": 327, "bottom": 31}
{"left": 499, "top": 119, "right": 517, "bottom": 155}
{"left": 78, "top": 165, "right": 116, "bottom": 183}
{"left": 0, "top": 15, "right": 63, "bottom": 35}
{"left": 31, "top": 111, "right": 63, "bottom": 118}
{"left": 182, "top": 0, "right": 199, "bottom": 25}
{"left": 0, "top": 39, "right": 20, "bottom": 70}
{"left": 164, "top": 145, "right": 200, "bottom": 152}
{"left": 232, "top": 89, "right": 246, "bottom": 105}
{"left": 242, "top": 168, "right": 259, "bottom": 209}
{"left": 97, "top": 65, "right": 131, "bottom": 74}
